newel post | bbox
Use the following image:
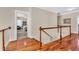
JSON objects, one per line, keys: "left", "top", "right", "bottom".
{"left": 2, "top": 30, "right": 5, "bottom": 51}
{"left": 39, "top": 26, "right": 42, "bottom": 50}
{"left": 60, "top": 26, "right": 62, "bottom": 42}
{"left": 70, "top": 26, "right": 71, "bottom": 37}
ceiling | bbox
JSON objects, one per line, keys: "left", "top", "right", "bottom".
{"left": 39, "top": 7, "right": 79, "bottom": 15}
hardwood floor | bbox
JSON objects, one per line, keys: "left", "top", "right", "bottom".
{"left": 41, "top": 33, "right": 79, "bottom": 51}
{"left": 6, "top": 38, "right": 40, "bottom": 51}
{"left": 6, "top": 33, "right": 79, "bottom": 51}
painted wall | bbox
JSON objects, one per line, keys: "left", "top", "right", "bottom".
{"left": 60, "top": 11, "right": 79, "bottom": 35}
{"left": 0, "top": 7, "right": 58, "bottom": 50}
{"left": 31, "top": 8, "right": 58, "bottom": 44}
{"left": 0, "top": 7, "right": 71, "bottom": 50}
{"left": 0, "top": 7, "right": 29, "bottom": 50}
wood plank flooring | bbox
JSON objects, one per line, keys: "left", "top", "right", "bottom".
{"left": 6, "top": 38, "right": 40, "bottom": 51}
{"left": 41, "top": 33, "right": 79, "bottom": 51}
{"left": 6, "top": 33, "right": 79, "bottom": 51}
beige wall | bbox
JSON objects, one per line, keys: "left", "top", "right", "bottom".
{"left": 0, "top": 7, "right": 29, "bottom": 50}
{"left": 0, "top": 7, "right": 61, "bottom": 50}
{"left": 31, "top": 8, "right": 58, "bottom": 44}
{"left": 60, "top": 11, "right": 79, "bottom": 35}
{"left": 0, "top": 7, "right": 78, "bottom": 50}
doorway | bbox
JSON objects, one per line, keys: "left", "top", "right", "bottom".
{"left": 15, "top": 10, "right": 31, "bottom": 39}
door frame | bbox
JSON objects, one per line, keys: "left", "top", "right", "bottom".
{"left": 15, "top": 10, "right": 32, "bottom": 40}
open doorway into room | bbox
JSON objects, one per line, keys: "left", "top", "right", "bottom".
{"left": 15, "top": 10, "right": 31, "bottom": 39}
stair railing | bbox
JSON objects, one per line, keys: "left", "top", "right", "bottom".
{"left": 39, "top": 25, "right": 71, "bottom": 50}
{"left": 0, "top": 27, "right": 11, "bottom": 51}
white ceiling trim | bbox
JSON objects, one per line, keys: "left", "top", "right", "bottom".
{"left": 38, "top": 7, "right": 58, "bottom": 13}
{"left": 60, "top": 10, "right": 79, "bottom": 15}
{"left": 38, "top": 7, "right": 79, "bottom": 16}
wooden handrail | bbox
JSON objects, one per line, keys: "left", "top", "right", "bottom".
{"left": 41, "top": 27, "right": 59, "bottom": 30}
{"left": 0, "top": 27, "right": 11, "bottom": 32}
{"left": 39, "top": 25, "right": 71, "bottom": 50}
{"left": 41, "top": 25, "right": 71, "bottom": 30}
{"left": 0, "top": 27, "right": 11, "bottom": 51}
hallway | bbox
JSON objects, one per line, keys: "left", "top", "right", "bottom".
{"left": 6, "top": 33, "right": 79, "bottom": 51}
{"left": 0, "top": 7, "right": 79, "bottom": 51}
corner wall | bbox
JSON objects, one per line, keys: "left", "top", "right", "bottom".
{"left": 31, "top": 8, "right": 58, "bottom": 44}
{"left": 60, "top": 12, "right": 79, "bottom": 35}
